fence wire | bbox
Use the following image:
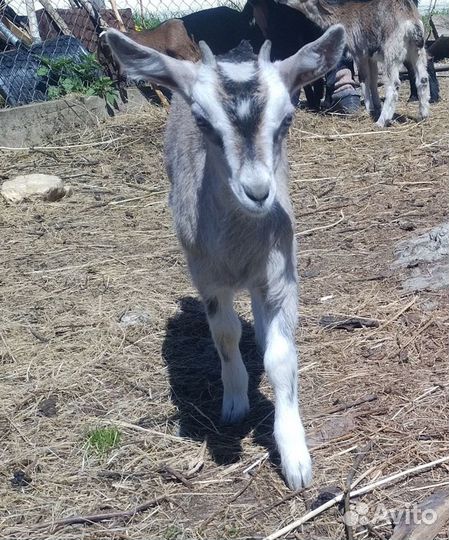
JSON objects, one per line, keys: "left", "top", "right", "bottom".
{"left": 0, "top": 0, "right": 447, "bottom": 107}
{"left": 0, "top": 0, "right": 243, "bottom": 106}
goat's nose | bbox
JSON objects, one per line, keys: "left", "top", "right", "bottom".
{"left": 244, "top": 185, "right": 270, "bottom": 203}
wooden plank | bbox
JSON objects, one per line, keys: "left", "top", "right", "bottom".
{"left": 390, "top": 490, "right": 449, "bottom": 540}
{"left": 109, "top": 0, "right": 125, "bottom": 32}
{"left": 0, "top": 16, "right": 32, "bottom": 45}
{"left": 430, "top": 14, "right": 449, "bottom": 39}
{"left": 25, "top": 0, "right": 41, "bottom": 43}
{"left": 38, "top": 0, "right": 72, "bottom": 36}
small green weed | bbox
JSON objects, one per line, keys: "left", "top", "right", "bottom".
{"left": 85, "top": 427, "right": 121, "bottom": 455}
{"left": 37, "top": 54, "right": 118, "bottom": 107}
{"left": 133, "top": 13, "right": 163, "bottom": 31}
{"left": 164, "top": 525, "right": 183, "bottom": 540}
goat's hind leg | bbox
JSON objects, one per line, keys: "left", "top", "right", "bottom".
{"left": 204, "top": 289, "right": 249, "bottom": 424}
{"left": 411, "top": 46, "right": 430, "bottom": 120}
{"left": 261, "top": 285, "right": 311, "bottom": 489}
{"left": 368, "top": 58, "right": 382, "bottom": 121}
{"left": 357, "top": 56, "right": 373, "bottom": 115}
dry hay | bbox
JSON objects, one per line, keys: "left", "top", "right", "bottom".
{"left": 0, "top": 82, "right": 448, "bottom": 540}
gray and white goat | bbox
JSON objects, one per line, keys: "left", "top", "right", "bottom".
{"left": 279, "top": 0, "right": 430, "bottom": 127}
{"left": 104, "top": 25, "right": 345, "bottom": 489}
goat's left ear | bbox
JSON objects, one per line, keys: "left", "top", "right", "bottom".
{"left": 103, "top": 29, "right": 199, "bottom": 100}
{"left": 277, "top": 24, "right": 346, "bottom": 95}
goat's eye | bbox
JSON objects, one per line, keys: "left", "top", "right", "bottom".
{"left": 274, "top": 114, "right": 293, "bottom": 142}
{"left": 194, "top": 114, "right": 213, "bottom": 132}
{"left": 282, "top": 114, "right": 293, "bottom": 129}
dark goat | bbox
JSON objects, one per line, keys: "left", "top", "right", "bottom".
{"left": 180, "top": 6, "right": 264, "bottom": 55}
{"left": 250, "top": 0, "right": 326, "bottom": 109}
{"left": 180, "top": 4, "right": 327, "bottom": 110}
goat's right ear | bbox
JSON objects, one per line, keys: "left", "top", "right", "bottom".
{"left": 103, "top": 29, "right": 198, "bottom": 99}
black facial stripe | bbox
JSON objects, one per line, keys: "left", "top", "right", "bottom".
{"left": 218, "top": 68, "right": 266, "bottom": 158}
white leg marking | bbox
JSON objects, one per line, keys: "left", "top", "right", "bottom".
{"left": 264, "top": 316, "right": 312, "bottom": 489}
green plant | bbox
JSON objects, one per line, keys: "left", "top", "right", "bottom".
{"left": 37, "top": 54, "right": 119, "bottom": 107}
{"left": 164, "top": 525, "right": 183, "bottom": 540}
{"left": 133, "top": 13, "right": 163, "bottom": 31}
{"left": 85, "top": 427, "right": 121, "bottom": 455}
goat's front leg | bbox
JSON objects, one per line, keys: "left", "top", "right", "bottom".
{"left": 358, "top": 56, "right": 372, "bottom": 114}
{"left": 261, "top": 285, "right": 312, "bottom": 490}
{"left": 204, "top": 289, "right": 249, "bottom": 424}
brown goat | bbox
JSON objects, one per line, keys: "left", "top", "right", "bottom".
{"left": 278, "top": 0, "right": 430, "bottom": 126}
{"left": 98, "top": 19, "right": 200, "bottom": 104}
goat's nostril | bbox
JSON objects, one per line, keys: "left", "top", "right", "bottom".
{"left": 244, "top": 187, "right": 270, "bottom": 203}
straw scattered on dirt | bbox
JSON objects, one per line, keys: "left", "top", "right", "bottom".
{"left": 1, "top": 81, "right": 449, "bottom": 540}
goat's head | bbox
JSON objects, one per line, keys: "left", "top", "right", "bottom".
{"left": 104, "top": 25, "right": 345, "bottom": 216}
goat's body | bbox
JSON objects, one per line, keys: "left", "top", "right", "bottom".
{"left": 104, "top": 24, "right": 346, "bottom": 489}
{"left": 181, "top": 6, "right": 263, "bottom": 56}
{"left": 283, "top": 0, "right": 430, "bottom": 125}
{"left": 165, "top": 91, "right": 308, "bottom": 487}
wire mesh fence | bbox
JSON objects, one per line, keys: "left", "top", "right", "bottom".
{"left": 0, "top": 0, "right": 448, "bottom": 107}
{"left": 0, "top": 0, "right": 245, "bottom": 107}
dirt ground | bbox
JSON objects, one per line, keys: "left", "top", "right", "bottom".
{"left": 1, "top": 80, "right": 449, "bottom": 540}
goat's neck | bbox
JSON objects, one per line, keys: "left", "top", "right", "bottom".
{"left": 296, "top": 1, "right": 339, "bottom": 29}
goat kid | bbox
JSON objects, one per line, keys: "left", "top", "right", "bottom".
{"left": 104, "top": 25, "right": 345, "bottom": 489}
{"left": 279, "top": 0, "right": 430, "bottom": 127}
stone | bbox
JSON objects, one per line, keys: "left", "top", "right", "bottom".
{"left": 1, "top": 173, "right": 71, "bottom": 203}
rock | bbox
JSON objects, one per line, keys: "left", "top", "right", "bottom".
{"left": 393, "top": 223, "right": 449, "bottom": 268}
{"left": 38, "top": 396, "right": 58, "bottom": 417}
{"left": 392, "top": 223, "right": 449, "bottom": 292}
{"left": 398, "top": 219, "right": 416, "bottom": 231}
{"left": 1, "top": 173, "right": 72, "bottom": 203}
{"left": 10, "top": 470, "right": 32, "bottom": 488}
{"left": 118, "top": 309, "right": 151, "bottom": 328}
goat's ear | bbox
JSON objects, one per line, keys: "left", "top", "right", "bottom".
{"left": 103, "top": 29, "right": 198, "bottom": 99}
{"left": 277, "top": 24, "right": 346, "bottom": 95}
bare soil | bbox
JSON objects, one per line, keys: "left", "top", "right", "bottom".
{"left": 1, "top": 81, "right": 448, "bottom": 540}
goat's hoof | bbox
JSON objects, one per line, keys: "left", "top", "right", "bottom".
{"left": 375, "top": 119, "right": 387, "bottom": 128}
{"left": 221, "top": 393, "right": 249, "bottom": 424}
{"left": 282, "top": 448, "right": 313, "bottom": 490}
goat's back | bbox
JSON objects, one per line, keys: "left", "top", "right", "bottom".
{"left": 126, "top": 19, "right": 200, "bottom": 61}
{"left": 181, "top": 6, "right": 263, "bottom": 55}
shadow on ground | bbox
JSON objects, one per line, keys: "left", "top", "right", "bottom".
{"left": 161, "top": 296, "right": 279, "bottom": 468}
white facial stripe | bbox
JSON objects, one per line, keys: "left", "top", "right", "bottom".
{"left": 219, "top": 61, "right": 256, "bottom": 82}
{"left": 236, "top": 99, "right": 252, "bottom": 120}
{"left": 257, "top": 63, "right": 294, "bottom": 167}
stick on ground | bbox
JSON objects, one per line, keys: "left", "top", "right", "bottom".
{"left": 33, "top": 495, "right": 168, "bottom": 531}
{"left": 263, "top": 454, "right": 449, "bottom": 540}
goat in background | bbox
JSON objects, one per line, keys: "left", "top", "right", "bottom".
{"left": 279, "top": 0, "right": 430, "bottom": 126}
